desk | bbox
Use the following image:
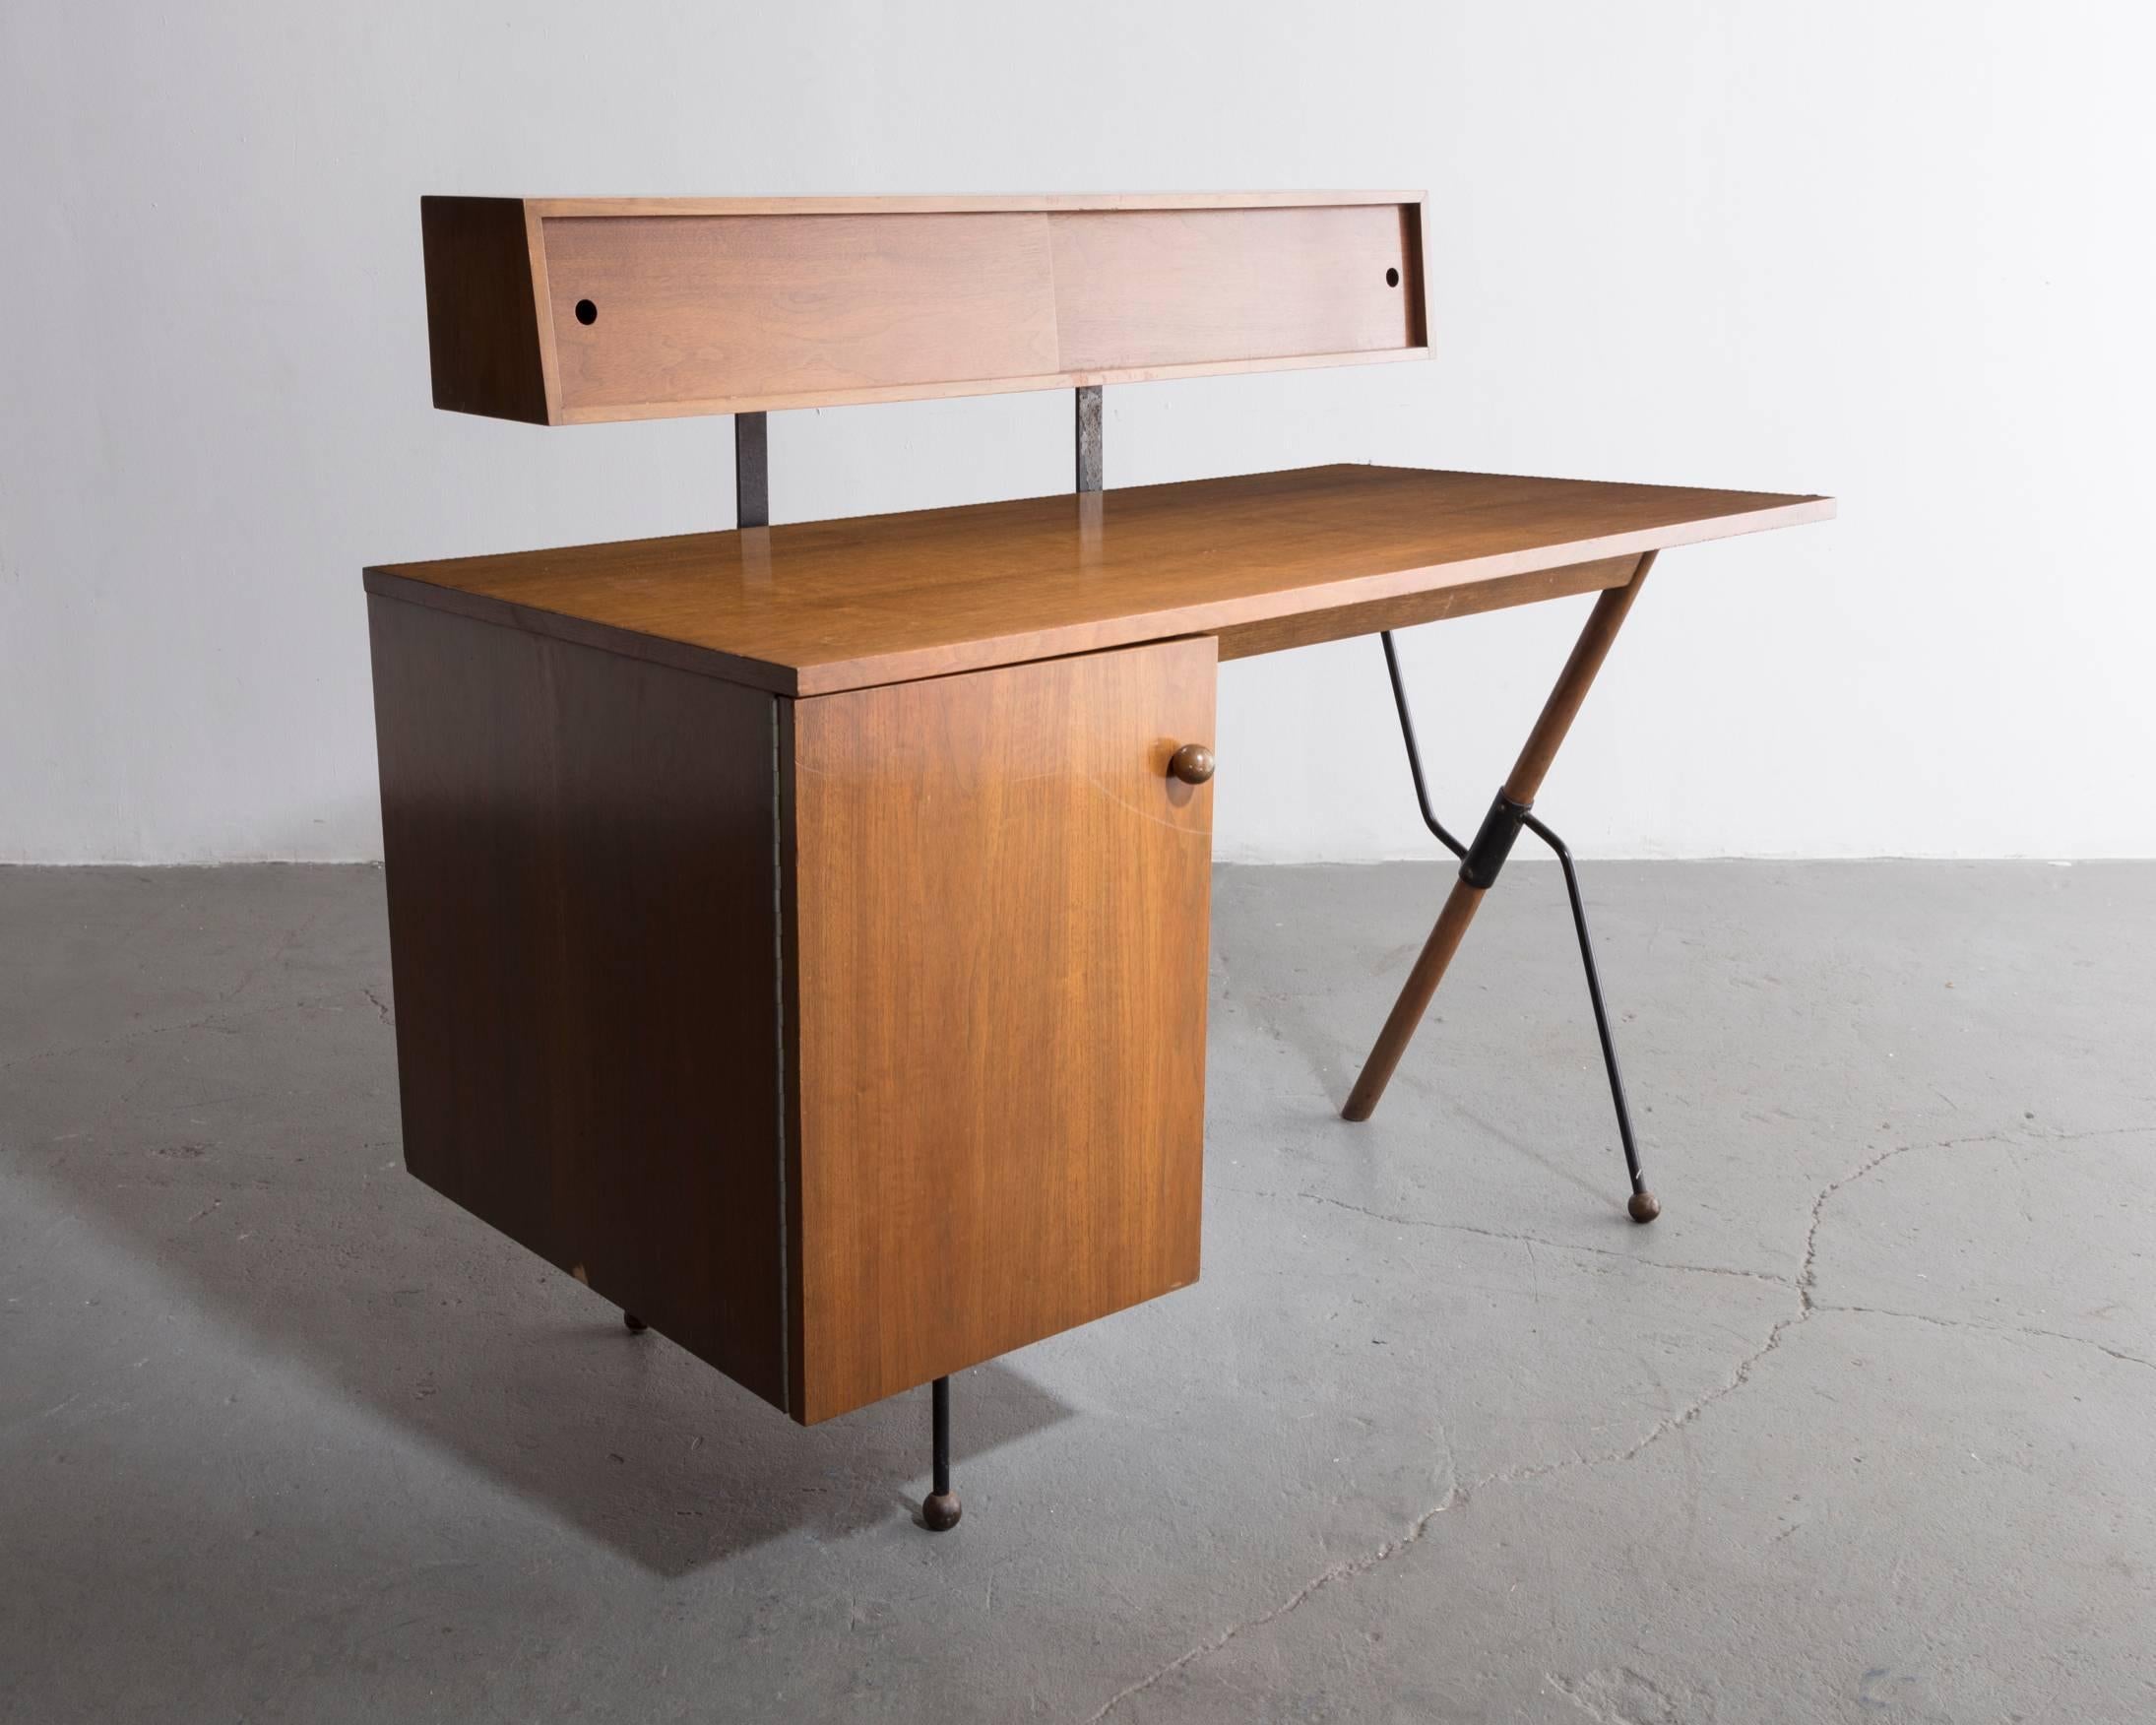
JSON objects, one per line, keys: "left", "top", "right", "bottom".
{"left": 365, "top": 463, "right": 1830, "bottom": 1429}
{"left": 378, "top": 191, "right": 1833, "bottom": 1528}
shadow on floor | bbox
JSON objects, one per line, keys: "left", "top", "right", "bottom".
{"left": 20, "top": 1037, "right": 1076, "bottom": 1576}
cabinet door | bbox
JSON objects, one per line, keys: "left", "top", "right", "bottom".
{"left": 787, "top": 637, "right": 1217, "bottom": 1422}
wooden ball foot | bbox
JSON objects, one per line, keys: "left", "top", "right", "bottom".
{"left": 1627, "top": 1190, "right": 1661, "bottom": 1225}
{"left": 922, "top": 1491, "right": 963, "bottom": 1532}
{"left": 623, "top": 1311, "right": 649, "bottom": 1333}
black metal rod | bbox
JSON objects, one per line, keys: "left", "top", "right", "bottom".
{"left": 735, "top": 411, "right": 769, "bottom": 529}
{"left": 1379, "top": 631, "right": 1467, "bottom": 859}
{"left": 1075, "top": 386, "right": 1104, "bottom": 493}
{"left": 1519, "top": 812, "right": 1645, "bottom": 1196}
{"left": 931, "top": 1374, "right": 951, "bottom": 1496}
{"left": 922, "top": 1373, "right": 962, "bottom": 1529}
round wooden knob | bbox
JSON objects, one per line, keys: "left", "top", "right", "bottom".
{"left": 1168, "top": 743, "right": 1216, "bottom": 785}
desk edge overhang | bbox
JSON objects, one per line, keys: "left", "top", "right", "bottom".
{"left": 362, "top": 489, "right": 1836, "bottom": 700}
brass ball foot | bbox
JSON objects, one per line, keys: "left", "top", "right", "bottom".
{"left": 623, "top": 1311, "right": 649, "bottom": 1333}
{"left": 922, "top": 1491, "right": 963, "bottom": 1532}
{"left": 1627, "top": 1190, "right": 1661, "bottom": 1225}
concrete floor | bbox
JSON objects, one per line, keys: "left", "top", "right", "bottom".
{"left": 3, "top": 862, "right": 2152, "bottom": 1723}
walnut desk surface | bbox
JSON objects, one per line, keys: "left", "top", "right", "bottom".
{"left": 364, "top": 464, "right": 1832, "bottom": 696}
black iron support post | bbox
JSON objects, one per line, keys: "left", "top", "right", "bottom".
{"left": 1075, "top": 386, "right": 1104, "bottom": 493}
{"left": 923, "top": 1375, "right": 962, "bottom": 1530}
{"left": 735, "top": 411, "right": 769, "bottom": 529}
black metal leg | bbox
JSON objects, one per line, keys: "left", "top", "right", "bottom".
{"left": 1376, "top": 629, "right": 1660, "bottom": 1223}
{"left": 1519, "top": 813, "right": 1658, "bottom": 1223}
{"left": 922, "top": 1375, "right": 962, "bottom": 1531}
{"left": 1380, "top": 631, "right": 1466, "bottom": 859}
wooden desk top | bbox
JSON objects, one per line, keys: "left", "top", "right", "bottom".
{"left": 365, "top": 465, "right": 1832, "bottom": 696}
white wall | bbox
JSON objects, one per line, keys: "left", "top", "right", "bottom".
{"left": 4, "top": 0, "right": 2151, "bottom": 863}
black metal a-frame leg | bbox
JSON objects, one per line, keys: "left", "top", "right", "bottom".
{"left": 1375, "top": 627, "right": 1659, "bottom": 1223}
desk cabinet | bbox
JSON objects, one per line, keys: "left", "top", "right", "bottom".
{"left": 370, "top": 594, "right": 1214, "bottom": 1424}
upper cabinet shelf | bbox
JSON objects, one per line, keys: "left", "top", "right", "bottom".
{"left": 419, "top": 192, "right": 1431, "bottom": 424}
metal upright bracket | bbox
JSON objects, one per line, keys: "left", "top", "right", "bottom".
{"left": 735, "top": 412, "right": 769, "bottom": 529}
{"left": 1075, "top": 386, "right": 1104, "bottom": 494}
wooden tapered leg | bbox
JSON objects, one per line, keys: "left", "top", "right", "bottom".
{"left": 1342, "top": 877, "right": 1487, "bottom": 1120}
{"left": 1343, "top": 553, "right": 1655, "bottom": 1122}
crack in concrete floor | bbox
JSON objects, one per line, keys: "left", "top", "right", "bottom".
{"left": 1218, "top": 1183, "right": 1800, "bottom": 1288}
{"left": 1089, "top": 1120, "right": 2143, "bottom": 1721}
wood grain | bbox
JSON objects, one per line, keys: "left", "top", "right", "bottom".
{"left": 417, "top": 194, "right": 1431, "bottom": 421}
{"left": 365, "top": 466, "right": 1834, "bottom": 696}
{"left": 786, "top": 639, "right": 1217, "bottom": 1421}
{"left": 368, "top": 595, "right": 791, "bottom": 1409}
{"left": 1408, "top": 197, "right": 1434, "bottom": 351}
{"left": 544, "top": 212, "right": 1060, "bottom": 418}
{"left": 553, "top": 345, "right": 1431, "bottom": 424}
{"left": 420, "top": 197, "right": 552, "bottom": 423}
{"left": 1050, "top": 204, "right": 1419, "bottom": 372}
{"left": 1502, "top": 554, "right": 1655, "bottom": 800}
{"left": 1214, "top": 554, "right": 1637, "bottom": 660}
{"left": 1338, "top": 878, "right": 1487, "bottom": 1122}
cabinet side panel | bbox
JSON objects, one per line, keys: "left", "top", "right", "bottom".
{"left": 791, "top": 639, "right": 1217, "bottom": 1422}
{"left": 420, "top": 197, "right": 552, "bottom": 423}
{"left": 367, "top": 596, "right": 787, "bottom": 1408}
